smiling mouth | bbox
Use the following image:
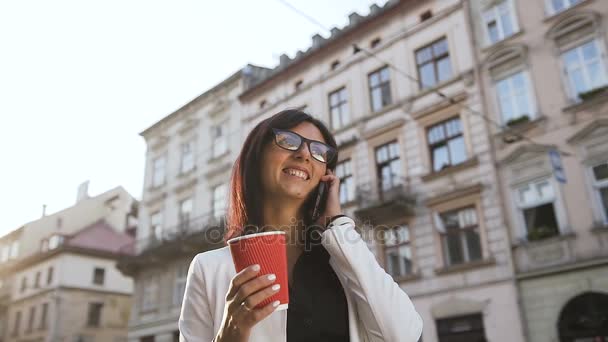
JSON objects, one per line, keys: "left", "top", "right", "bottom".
{"left": 282, "top": 168, "right": 310, "bottom": 180}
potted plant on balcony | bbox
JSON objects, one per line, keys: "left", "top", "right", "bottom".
{"left": 527, "top": 225, "right": 557, "bottom": 242}
{"left": 506, "top": 114, "right": 531, "bottom": 128}
{"left": 579, "top": 85, "right": 608, "bottom": 101}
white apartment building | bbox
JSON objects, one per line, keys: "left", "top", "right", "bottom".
{"left": 117, "top": 66, "right": 270, "bottom": 342}
{"left": 0, "top": 185, "right": 138, "bottom": 342}
{"left": 238, "top": 1, "right": 524, "bottom": 341}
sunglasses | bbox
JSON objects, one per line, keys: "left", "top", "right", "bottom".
{"left": 271, "top": 128, "right": 337, "bottom": 164}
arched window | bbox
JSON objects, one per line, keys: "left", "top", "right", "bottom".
{"left": 558, "top": 292, "right": 608, "bottom": 342}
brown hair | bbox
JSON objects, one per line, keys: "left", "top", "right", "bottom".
{"left": 223, "top": 109, "right": 338, "bottom": 243}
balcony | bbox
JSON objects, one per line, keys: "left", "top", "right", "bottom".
{"left": 117, "top": 213, "right": 226, "bottom": 275}
{"left": 354, "top": 175, "right": 416, "bottom": 225}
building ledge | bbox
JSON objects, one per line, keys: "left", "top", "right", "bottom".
{"left": 494, "top": 115, "right": 546, "bottom": 145}
{"left": 562, "top": 86, "right": 608, "bottom": 114}
{"left": 394, "top": 272, "right": 422, "bottom": 284}
{"left": 421, "top": 156, "right": 479, "bottom": 183}
{"left": 512, "top": 231, "right": 576, "bottom": 248}
{"left": 516, "top": 256, "right": 608, "bottom": 280}
{"left": 435, "top": 258, "right": 496, "bottom": 276}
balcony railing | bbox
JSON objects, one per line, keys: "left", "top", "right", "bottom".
{"left": 119, "top": 212, "right": 226, "bottom": 257}
{"left": 354, "top": 175, "right": 416, "bottom": 224}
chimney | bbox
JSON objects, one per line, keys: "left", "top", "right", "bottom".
{"left": 330, "top": 27, "right": 341, "bottom": 37}
{"left": 42, "top": 204, "right": 47, "bottom": 217}
{"left": 311, "top": 34, "right": 325, "bottom": 48}
{"left": 348, "top": 12, "right": 362, "bottom": 26}
{"left": 369, "top": 4, "right": 381, "bottom": 14}
{"left": 279, "top": 54, "right": 291, "bottom": 66}
{"left": 76, "top": 181, "right": 90, "bottom": 203}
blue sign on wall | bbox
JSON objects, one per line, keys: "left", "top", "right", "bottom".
{"left": 549, "top": 149, "right": 567, "bottom": 184}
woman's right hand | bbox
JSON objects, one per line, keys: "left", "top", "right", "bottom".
{"left": 215, "top": 264, "right": 282, "bottom": 342}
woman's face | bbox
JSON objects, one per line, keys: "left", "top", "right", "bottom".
{"left": 260, "top": 122, "right": 328, "bottom": 202}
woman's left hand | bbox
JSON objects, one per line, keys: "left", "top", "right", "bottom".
{"left": 314, "top": 169, "right": 343, "bottom": 228}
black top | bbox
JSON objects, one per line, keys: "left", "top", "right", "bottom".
{"left": 286, "top": 243, "right": 350, "bottom": 342}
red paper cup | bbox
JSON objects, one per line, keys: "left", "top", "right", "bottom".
{"left": 227, "top": 231, "right": 289, "bottom": 311}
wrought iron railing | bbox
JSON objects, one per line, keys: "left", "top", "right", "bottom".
{"left": 355, "top": 174, "right": 414, "bottom": 209}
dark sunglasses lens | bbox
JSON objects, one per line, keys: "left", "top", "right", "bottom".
{"left": 275, "top": 131, "right": 301, "bottom": 150}
{"left": 310, "top": 142, "right": 333, "bottom": 163}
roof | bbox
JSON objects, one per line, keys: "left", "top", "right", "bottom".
{"left": 238, "top": 0, "right": 404, "bottom": 100}
{"left": 66, "top": 219, "right": 134, "bottom": 254}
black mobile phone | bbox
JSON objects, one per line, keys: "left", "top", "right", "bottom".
{"left": 311, "top": 177, "right": 329, "bottom": 223}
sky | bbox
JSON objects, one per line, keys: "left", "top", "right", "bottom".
{"left": 0, "top": 0, "right": 389, "bottom": 236}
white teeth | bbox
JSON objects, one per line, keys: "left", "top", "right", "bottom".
{"left": 284, "top": 168, "right": 308, "bottom": 180}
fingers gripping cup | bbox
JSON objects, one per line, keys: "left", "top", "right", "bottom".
{"left": 227, "top": 231, "right": 289, "bottom": 311}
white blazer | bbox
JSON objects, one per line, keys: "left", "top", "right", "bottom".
{"left": 179, "top": 216, "right": 423, "bottom": 342}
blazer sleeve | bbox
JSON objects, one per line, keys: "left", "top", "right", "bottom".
{"left": 179, "top": 254, "right": 216, "bottom": 342}
{"left": 321, "top": 216, "right": 423, "bottom": 342}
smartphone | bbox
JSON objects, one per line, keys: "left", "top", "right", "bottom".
{"left": 311, "top": 174, "right": 330, "bottom": 223}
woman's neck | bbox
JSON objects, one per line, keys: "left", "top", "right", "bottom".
{"left": 261, "top": 199, "right": 306, "bottom": 245}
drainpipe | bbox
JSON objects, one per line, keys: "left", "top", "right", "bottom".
{"left": 461, "top": 1, "right": 530, "bottom": 341}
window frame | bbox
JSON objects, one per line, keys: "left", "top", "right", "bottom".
{"left": 178, "top": 197, "right": 193, "bottom": 229}
{"left": 141, "top": 277, "right": 159, "bottom": 312}
{"left": 86, "top": 302, "right": 103, "bottom": 327}
{"left": 173, "top": 263, "right": 189, "bottom": 307}
{"left": 545, "top": 0, "right": 582, "bottom": 16}
{"left": 39, "top": 303, "right": 48, "bottom": 330}
{"left": 336, "top": 159, "right": 356, "bottom": 205}
{"left": 512, "top": 177, "right": 568, "bottom": 240}
{"left": 493, "top": 70, "right": 537, "bottom": 124}
{"left": 374, "top": 140, "right": 403, "bottom": 193}
{"left": 368, "top": 66, "right": 393, "bottom": 112}
{"left": 93, "top": 267, "right": 105, "bottom": 286}
{"left": 47, "top": 266, "right": 53, "bottom": 285}
{"left": 211, "top": 122, "right": 228, "bottom": 158}
{"left": 426, "top": 117, "right": 467, "bottom": 173}
{"left": 483, "top": 0, "right": 519, "bottom": 46}
{"left": 180, "top": 139, "right": 195, "bottom": 174}
{"left": 212, "top": 183, "right": 228, "bottom": 221}
{"left": 26, "top": 306, "right": 36, "bottom": 333}
{"left": 589, "top": 161, "right": 608, "bottom": 225}
{"left": 435, "top": 206, "right": 484, "bottom": 267}
{"left": 382, "top": 225, "right": 414, "bottom": 278}
{"left": 328, "top": 87, "right": 350, "bottom": 130}
{"left": 415, "top": 37, "right": 452, "bottom": 89}
{"left": 151, "top": 155, "right": 166, "bottom": 188}
{"left": 560, "top": 38, "right": 608, "bottom": 101}
{"left": 150, "top": 210, "right": 163, "bottom": 241}
{"left": 12, "top": 310, "right": 21, "bottom": 337}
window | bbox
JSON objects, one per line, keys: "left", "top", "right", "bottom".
{"left": 375, "top": 141, "right": 402, "bottom": 192}
{"left": 336, "top": 159, "right": 355, "bottom": 204}
{"left": 371, "top": 37, "right": 381, "bottom": 48}
{"left": 150, "top": 211, "right": 163, "bottom": 241}
{"left": 329, "top": 87, "right": 349, "bottom": 130}
{"left": 495, "top": 71, "right": 535, "bottom": 124}
{"left": 562, "top": 40, "right": 608, "bottom": 100}
{"left": 331, "top": 60, "right": 340, "bottom": 70}
{"left": 140, "top": 336, "right": 155, "bottom": 342}
{"left": 180, "top": 140, "right": 194, "bottom": 173}
{"left": 427, "top": 117, "right": 467, "bottom": 172}
{"left": 10, "top": 240, "right": 19, "bottom": 259}
{"left": 34, "top": 271, "right": 40, "bottom": 288}
{"left": 437, "top": 314, "right": 486, "bottom": 342}
{"left": 211, "top": 123, "right": 227, "bottom": 158}
{"left": 548, "top": 0, "right": 581, "bottom": 15}
{"left": 420, "top": 10, "right": 433, "bottom": 22}
{"left": 93, "top": 268, "right": 105, "bottom": 285}
{"left": 27, "top": 306, "right": 35, "bottom": 332}
{"left": 48, "top": 234, "right": 64, "bottom": 250}
{"left": 515, "top": 179, "right": 560, "bottom": 241}
{"left": 179, "top": 197, "right": 193, "bottom": 229}
{"left": 1, "top": 244, "right": 9, "bottom": 262}
{"left": 213, "top": 184, "right": 227, "bottom": 220}
{"left": 87, "top": 303, "right": 103, "bottom": 327}
{"left": 152, "top": 156, "right": 166, "bottom": 187}
{"left": 483, "top": 0, "right": 517, "bottom": 45}
{"left": 20, "top": 276, "right": 27, "bottom": 292}
{"left": 39, "top": 303, "right": 48, "bottom": 330}
{"left": 294, "top": 80, "right": 303, "bottom": 91}
{"left": 259, "top": 100, "right": 267, "bottom": 109}
{"left": 416, "top": 37, "right": 452, "bottom": 89}
{"left": 591, "top": 162, "right": 608, "bottom": 224}
{"left": 436, "top": 207, "right": 482, "bottom": 266}
{"left": 173, "top": 264, "right": 188, "bottom": 307}
{"left": 47, "top": 266, "right": 53, "bottom": 285}
{"left": 12, "top": 310, "right": 21, "bottom": 336}
{"left": 368, "top": 66, "right": 392, "bottom": 112}
{"left": 142, "top": 279, "right": 159, "bottom": 312}
{"left": 383, "top": 225, "right": 413, "bottom": 277}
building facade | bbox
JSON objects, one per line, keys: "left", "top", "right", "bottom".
{"left": 239, "top": 1, "right": 525, "bottom": 341}
{"left": 117, "top": 67, "right": 270, "bottom": 342}
{"left": 0, "top": 185, "right": 137, "bottom": 342}
{"left": 467, "top": 0, "right": 608, "bottom": 341}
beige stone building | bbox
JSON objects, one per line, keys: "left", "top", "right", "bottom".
{"left": 0, "top": 185, "right": 138, "bottom": 342}
{"left": 239, "top": 1, "right": 525, "bottom": 341}
{"left": 467, "top": 0, "right": 608, "bottom": 341}
{"left": 116, "top": 67, "right": 269, "bottom": 342}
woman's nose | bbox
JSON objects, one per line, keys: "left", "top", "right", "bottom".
{"left": 293, "top": 142, "right": 312, "bottom": 161}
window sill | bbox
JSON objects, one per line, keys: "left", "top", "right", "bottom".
{"left": 207, "top": 150, "right": 230, "bottom": 164}
{"left": 543, "top": 0, "right": 592, "bottom": 22}
{"left": 591, "top": 223, "right": 608, "bottom": 234}
{"left": 177, "top": 167, "right": 197, "bottom": 179}
{"left": 394, "top": 272, "right": 422, "bottom": 284}
{"left": 421, "top": 156, "right": 479, "bottom": 182}
{"left": 435, "top": 258, "right": 496, "bottom": 275}
{"left": 513, "top": 231, "right": 576, "bottom": 247}
{"left": 495, "top": 115, "right": 546, "bottom": 144}
{"left": 412, "top": 74, "right": 464, "bottom": 101}
{"left": 563, "top": 87, "right": 608, "bottom": 114}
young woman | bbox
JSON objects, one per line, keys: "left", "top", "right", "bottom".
{"left": 179, "top": 109, "right": 422, "bottom": 342}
